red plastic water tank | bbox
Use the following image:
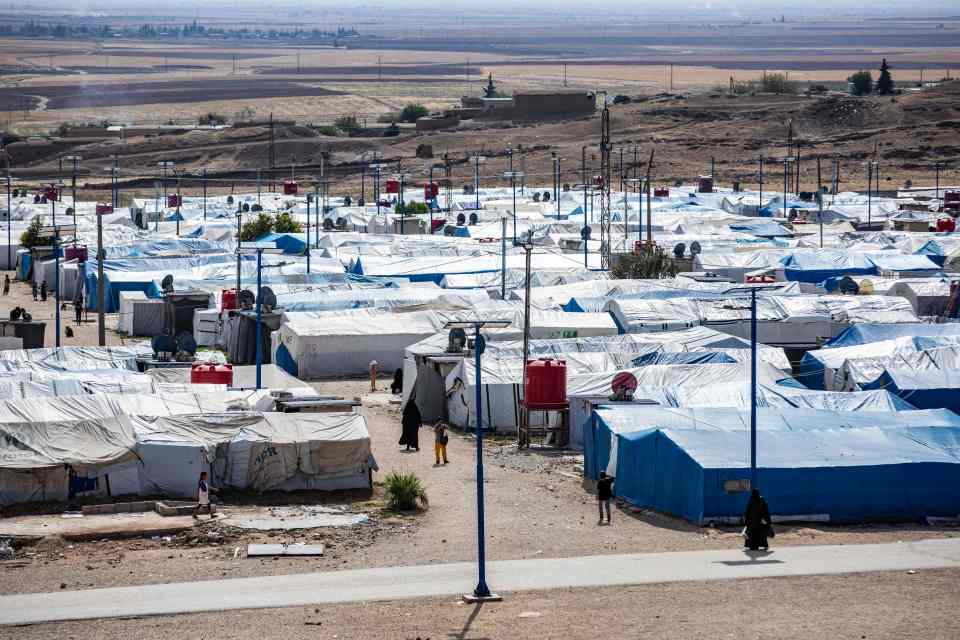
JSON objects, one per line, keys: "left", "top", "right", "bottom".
{"left": 167, "top": 194, "right": 181, "bottom": 208}
{"left": 385, "top": 179, "right": 400, "bottom": 194}
{"left": 191, "top": 363, "right": 233, "bottom": 385}
{"left": 698, "top": 175, "right": 714, "bottom": 193}
{"left": 654, "top": 187, "right": 670, "bottom": 198}
{"left": 283, "top": 179, "right": 298, "bottom": 195}
{"left": 945, "top": 191, "right": 960, "bottom": 211}
{"left": 524, "top": 358, "right": 567, "bottom": 409}
{"left": 64, "top": 246, "right": 88, "bottom": 262}
{"left": 937, "top": 217, "right": 956, "bottom": 233}
{"left": 424, "top": 182, "right": 439, "bottom": 199}
{"left": 95, "top": 203, "right": 113, "bottom": 215}
{"left": 431, "top": 218, "right": 446, "bottom": 233}
{"left": 593, "top": 175, "right": 604, "bottom": 188}
{"left": 221, "top": 288, "right": 238, "bottom": 311}
{"left": 44, "top": 185, "right": 59, "bottom": 201}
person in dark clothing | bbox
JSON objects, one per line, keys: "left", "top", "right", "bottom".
{"left": 2, "top": 275, "right": 9, "bottom": 296}
{"left": 31, "top": 281, "right": 38, "bottom": 301}
{"left": 399, "top": 399, "right": 421, "bottom": 451}
{"left": 74, "top": 293, "right": 83, "bottom": 323}
{"left": 39, "top": 280, "right": 47, "bottom": 301}
{"left": 390, "top": 368, "right": 403, "bottom": 395}
{"left": 743, "top": 488, "right": 772, "bottom": 551}
{"left": 597, "top": 472, "right": 614, "bottom": 525}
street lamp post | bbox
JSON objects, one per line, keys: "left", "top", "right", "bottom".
{"left": 471, "top": 156, "right": 485, "bottom": 211}
{"left": 238, "top": 242, "right": 284, "bottom": 389}
{"left": 934, "top": 162, "right": 945, "bottom": 211}
{"left": 624, "top": 178, "right": 643, "bottom": 246}
{"left": 392, "top": 173, "right": 411, "bottom": 234}
{"left": 63, "top": 155, "right": 81, "bottom": 228}
{"left": 867, "top": 160, "right": 878, "bottom": 228}
{"left": 157, "top": 161, "right": 175, "bottom": 232}
{"left": 40, "top": 224, "right": 77, "bottom": 349}
{"left": 504, "top": 170, "right": 523, "bottom": 243}
{"left": 782, "top": 157, "right": 794, "bottom": 218}
{"left": 305, "top": 191, "right": 312, "bottom": 274}
{"left": 444, "top": 318, "right": 512, "bottom": 603}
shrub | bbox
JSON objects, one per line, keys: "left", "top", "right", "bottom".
{"left": 808, "top": 84, "right": 829, "bottom": 95}
{"left": 760, "top": 72, "right": 797, "bottom": 95}
{"left": 611, "top": 245, "right": 678, "bottom": 280}
{"left": 334, "top": 115, "right": 360, "bottom": 134}
{"left": 396, "top": 201, "right": 429, "bottom": 215}
{"left": 384, "top": 471, "right": 428, "bottom": 511}
{"left": 314, "top": 125, "right": 339, "bottom": 137}
{"left": 398, "top": 103, "right": 428, "bottom": 123}
{"left": 19, "top": 216, "right": 44, "bottom": 249}
{"left": 273, "top": 210, "right": 302, "bottom": 233}
{"left": 198, "top": 112, "right": 227, "bottom": 126}
{"left": 848, "top": 70, "right": 873, "bottom": 96}
{"left": 239, "top": 213, "right": 274, "bottom": 241}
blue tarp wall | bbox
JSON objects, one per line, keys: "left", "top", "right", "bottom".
{"left": 825, "top": 323, "right": 960, "bottom": 348}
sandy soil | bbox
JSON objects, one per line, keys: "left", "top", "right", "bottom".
{"left": 7, "top": 568, "right": 960, "bottom": 640}
{"left": 4, "top": 374, "right": 955, "bottom": 597}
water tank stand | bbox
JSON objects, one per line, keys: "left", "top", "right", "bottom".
{"left": 518, "top": 402, "right": 570, "bottom": 449}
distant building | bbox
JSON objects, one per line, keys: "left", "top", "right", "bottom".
{"left": 460, "top": 91, "right": 595, "bottom": 121}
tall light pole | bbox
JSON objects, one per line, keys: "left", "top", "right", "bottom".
{"left": 63, "top": 155, "right": 81, "bottom": 228}
{"left": 238, "top": 242, "right": 283, "bottom": 389}
{"left": 504, "top": 170, "right": 523, "bottom": 243}
{"left": 551, "top": 152, "right": 560, "bottom": 220}
{"left": 4, "top": 153, "right": 10, "bottom": 271}
{"left": 444, "top": 318, "right": 512, "bottom": 604}
{"left": 782, "top": 157, "right": 795, "bottom": 218}
{"left": 392, "top": 173, "right": 411, "bottom": 234}
{"left": 471, "top": 156, "right": 485, "bottom": 211}
{"left": 624, "top": 177, "right": 642, "bottom": 245}
{"left": 40, "top": 224, "right": 76, "bottom": 348}
{"left": 157, "top": 161, "right": 175, "bottom": 231}
{"left": 935, "top": 162, "right": 945, "bottom": 210}
{"left": 867, "top": 160, "right": 878, "bottom": 229}
{"left": 757, "top": 156, "right": 764, "bottom": 212}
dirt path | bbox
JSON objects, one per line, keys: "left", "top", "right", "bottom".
{"left": 10, "top": 568, "right": 960, "bottom": 639}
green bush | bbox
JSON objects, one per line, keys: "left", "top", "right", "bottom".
{"left": 273, "top": 210, "right": 302, "bottom": 233}
{"left": 848, "top": 71, "right": 873, "bottom": 96}
{"left": 198, "top": 112, "right": 227, "bottom": 126}
{"left": 384, "top": 471, "right": 428, "bottom": 511}
{"left": 395, "top": 201, "right": 429, "bottom": 215}
{"left": 398, "top": 103, "right": 428, "bottom": 123}
{"left": 334, "top": 115, "right": 360, "bottom": 133}
{"left": 19, "top": 216, "right": 44, "bottom": 249}
{"left": 239, "top": 213, "right": 274, "bottom": 242}
{"left": 611, "top": 246, "right": 678, "bottom": 280}
{"left": 314, "top": 125, "right": 339, "bottom": 136}
{"left": 760, "top": 72, "right": 797, "bottom": 95}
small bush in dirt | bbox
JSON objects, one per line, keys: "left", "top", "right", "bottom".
{"left": 612, "top": 245, "right": 678, "bottom": 280}
{"left": 760, "top": 73, "right": 797, "bottom": 95}
{"left": 314, "top": 125, "right": 339, "bottom": 137}
{"left": 334, "top": 115, "right": 360, "bottom": 134}
{"left": 848, "top": 71, "right": 873, "bottom": 96}
{"left": 384, "top": 471, "right": 428, "bottom": 511}
{"left": 399, "top": 103, "right": 428, "bottom": 123}
{"left": 198, "top": 112, "right": 227, "bottom": 126}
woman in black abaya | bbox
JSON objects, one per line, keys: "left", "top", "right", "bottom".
{"left": 399, "top": 399, "right": 421, "bottom": 451}
{"left": 743, "top": 488, "right": 772, "bottom": 551}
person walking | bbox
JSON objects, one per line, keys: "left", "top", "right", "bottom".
{"left": 434, "top": 423, "right": 449, "bottom": 465}
{"left": 73, "top": 292, "right": 83, "bottom": 324}
{"left": 597, "top": 472, "right": 614, "bottom": 525}
{"left": 192, "top": 471, "right": 218, "bottom": 519}
{"left": 2, "top": 275, "right": 9, "bottom": 296}
{"left": 39, "top": 280, "right": 47, "bottom": 301}
{"left": 31, "top": 281, "right": 38, "bottom": 301}
{"left": 390, "top": 368, "right": 403, "bottom": 395}
{"left": 369, "top": 359, "right": 379, "bottom": 392}
{"left": 399, "top": 399, "right": 421, "bottom": 452}
{"left": 743, "top": 488, "right": 773, "bottom": 551}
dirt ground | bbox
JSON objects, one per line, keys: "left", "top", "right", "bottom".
{"left": 3, "top": 375, "right": 956, "bottom": 598}
{"left": 7, "top": 568, "right": 960, "bottom": 640}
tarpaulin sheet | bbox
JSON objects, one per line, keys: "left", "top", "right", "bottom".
{"left": 826, "top": 323, "right": 960, "bottom": 348}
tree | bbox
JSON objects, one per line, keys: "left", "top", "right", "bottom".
{"left": 876, "top": 58, "right": 895, "bottom": 95}
{"left": 611, "top": 246, "right": 678, "bottom": 280}
{"left": 273, "top": 210, "right": 302, "bottom": 233}
{"left": 760, "top": 72, "right": 796, "bottom": 95}
{"left": 848, "top": 70, "right": 873, "bottom": 96}
{"left": 334, "top": 114, "right": 360, "bottom": 134}
{"left": 19, "top": 216, "right": 44, "bottom": 249}
{"left": 398, "top": 103, "right": 428, "bottom": 123}
{"left": 239, "top": 213, "right": 274, "bottom": 241}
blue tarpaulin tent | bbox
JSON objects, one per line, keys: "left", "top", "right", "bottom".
{"left": 780, "top": 251, "right": 874, "bottom": 283}
{"left": 864, "top": 367, "right": 960, "bottom": 413}
{"left": 630, "top": 351, "right": 737, "bottom": 367}
{"left": 825, "top": 323, "right": 960, "bottom": 348}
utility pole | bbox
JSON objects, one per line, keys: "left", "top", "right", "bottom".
{"left": 935, "top": 162, "right": 945, "bottom": 209}
{"left": 581, "top": 145, "right": 588, "bottom": 267}
{"left": 63, "top": 155, "right": 81, "bottom": 228}
{"left": 817, "top": 157, "right": 824, "bottom": 248}
{"left": 563, "top": 63, "right": 567, "bottom": 87}
{"left": 758, "top": 156, "right": 764, "bottom": 211}
{"left": 645, "top": 149, "right": 654, "bottom": 246}
{"left": 500, "top": 216, "right": 507, "bottom": 299}
{"left": 202, "top": 167, "right": 207, "bottom": 220}
{"left": 599, "top": 104, "right": 612, "bottom": 270}
{"left": 268, "top": 112, "right": 276, "bottom": 193}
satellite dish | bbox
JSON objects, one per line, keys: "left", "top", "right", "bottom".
{"left": 251, "top": 203, "right": 262, "bottom": 212}
{"left": 335, "top": 217, "right": 347, "bottom": 229}
{"left": 226, "top": 195, "right": 234, "bottom": 204}
{"left": 343, "top": 195, "right": 352, "bottom": 206}
{"left": 542, "top": 190, "right": 551, "bottom": 202}
{"left": 21, "top": 310, "right": 32, "bottom": 322}
{"left": 322, "top": 218, "right": 334, "bottom": 231}
{"left": 259, "top": 286, "right": 278, "bottom": 313}
{"left": 611, "top": 371, "right": 638, "bottom": 400}
{"left": 690, "top": 241, "right": 702, "bottom": 256}
{"left": 176, "top": 331, "right": 197, "bottom": 356}
{"left": 468, "top": 212, "right": 478, "bottom": 225}
{"left": 456, "top": 213, "right": 466, "bottom": 225}
{"left": 237, "top": 289, "right": 256, "bottom": 310}
{"left": 161, "top": 274, "right": 174, "bottom": 294}
{"left": 532, "top": 192, "right": 541, "bottom": 202}
{"left": 673, "top": 243, "right": 686, "bottom": 259}
{"left": 66, "top": 207, "right": 74, "bottom": 215}
{"left": 242, "top": 203, "right": 250, "bottom": 212}
{"left": 446, "top": 327, "right": 467, "bottom": 353}
{"left": 581, "top": 226, "right": 592, "bottom": 240}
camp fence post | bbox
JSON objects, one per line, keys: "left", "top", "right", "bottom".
{"left": 473, "top": 324, "right": 490, "bottom": 598}
{"left": 500, "top": 216, "right": 507, "bottom": 300}
{"left": 255, "top": 248, "right": 262, "bottom": 390}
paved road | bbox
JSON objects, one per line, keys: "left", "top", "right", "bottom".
{"left": 2, "top": 538, "right": 959, "bottom": 625}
